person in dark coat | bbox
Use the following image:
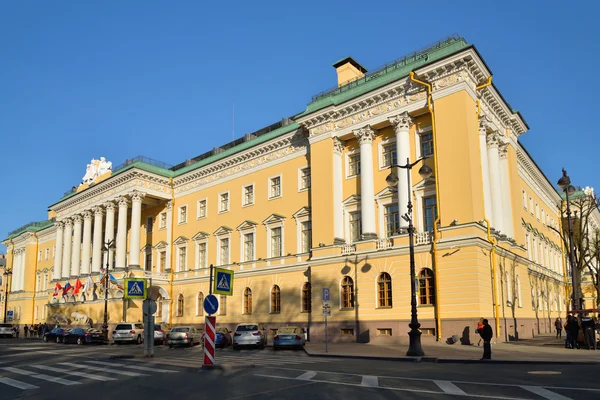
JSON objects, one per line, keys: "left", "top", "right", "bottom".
{"left": 581, "top": 314, "right": 596, "bottom": 350}
{"left": 479, "top": 318, "right": 493, "bottom": 359}
{"left": 566, "top": 314, "right": 580, "bottom": 349}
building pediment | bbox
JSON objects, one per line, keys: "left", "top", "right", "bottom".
{"left": 292, "top": 206, "right": 311, "bottom": 220}
{"left": 262, "top": 214, "right": 286, "bottom": 225}
{"left": 173, "top": 236, "right": 189, "bottom": 245}
{"left": 154, "top": 241, "right": 168, "bottom": 249}
{"left": 214, "top": 226, "right": 233, "bottom": 236}
{"left": 192, "top": 231, "right": 210, "bottom": 241}
{"left": 343, "top": 195, "right": 360, "bottom": 206}
{"left": 237, "top": 220, "right": 258, "bottom": 231}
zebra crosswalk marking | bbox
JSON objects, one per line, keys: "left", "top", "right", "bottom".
{"left": 29, "top": 365, "right": 117, "bottom": 381}
{"left": 84, "top": 360, "right": 178, "bottom": 373}
{"left": 0, "top": 376, "right": 39, "bottom": 390}
{"left": 57, "top": 363, "right": 148, "bottom": 377}
{"left": 2, "top": 367, "right": 81, "bottom": 386}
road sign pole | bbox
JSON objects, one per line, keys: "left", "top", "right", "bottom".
{"left": 209, "top": 264, "right": 214, "bottom": 296}
{"left": 325, "top": 315, "right": 328, "bottom": 353}
{"left": 203, "top": 316, "right": 216, "bottom": 366}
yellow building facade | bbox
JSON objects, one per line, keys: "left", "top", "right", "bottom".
{"left": 3, "top": 36, "right": 568, "bottom": 343}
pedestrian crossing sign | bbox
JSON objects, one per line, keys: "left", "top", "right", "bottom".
{"left": 213, "top": 268, "right": 234, "bottom": 296}
{"left": 124, "top": 278, "right": 147, "bottom": 299}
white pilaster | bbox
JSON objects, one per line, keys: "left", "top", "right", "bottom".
{"left": 116, "top": 196, "right": 129, "bottom": 269}
{"left": 354, "top": 125, "right": 377, "bottom": 239}
{"left": 390, "top": 112, "right": 412, "bottom": 229}
{"left": 71, "top": 215, "right": 82, "bottom": 277}
{"left": 62, "top": 219, "right": 72, "bottom": 279}
{"left": 479, "top": 118, "right": 493, "bottom": 222}
{"left": 12, "top": 250, "right": 21, "bottom": 291}
{"left": 81, "top": 211, "right": 92, "bottom": 275}
{"left": 499, "top": 143, "right": 514, "bottom": 238}
{"left": 104, "top": 202, "right": 116, "bottom": 269}
{"left": 487, "top": 132, "right": 504, "bottom": 233}
{"left": 333, "top": 137, "right": 345, "bottom": 243}
{"left": 92, "top": 206, "right": 104, "bottom": 273}
{"left": 54, "top": 221, "right": 64, "bottom": 280}
{"left": 129, "top": 191, "right": 145, "bottom": 268}
{"left": 166, "top": 201, "right": 173, "bottom": 271}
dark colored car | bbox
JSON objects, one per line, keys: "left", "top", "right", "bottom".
{"left": 202, "top": 327, "right": 232, "bottom": 348}
{"left": 62, "top": 328, "right": 105, "bottom": 345}
{"left": 44, "top": 327, "right": 71, "bottom": 343}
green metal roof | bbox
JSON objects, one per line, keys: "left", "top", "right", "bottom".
{"left": 5, "top": 219, "right": 55, "bottom": 241}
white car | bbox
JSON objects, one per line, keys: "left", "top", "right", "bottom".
{"left": 232, "top": 323, "right": 267, "bottom": 350}
{"left": 112, "top": 323, "right": 144, "bottom": 344}
{"left": 0, "top": 324, "right": 14, "bottom": 338}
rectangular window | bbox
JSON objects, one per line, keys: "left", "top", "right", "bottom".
{"left": 146, "top": 217, "right": 153, "bottom": 233}
{"left": 36, "top": 276, "right": 41, "bottom": 291}
{"left": 178, "top": 247, "right": 187, "bottom": 272}
{"left": 179, "top": 206, "right": 187, "bottom": 224}
{"left": 38, "top": 251, "right": 42, "bottom": 261}
{"left": 382, "top": 143, "right": 397, "bottom": 167}
{"left": 423, "top": 196, "right": 437, "bottom": 232}
{"left": 350, "top": 212, "right": 362, "bottom": 242}
{"left": 43, "top": 273, "right": 48, "bottom": 290}
{"left": 270, "top": 176, "right": 281, "bottom": 198}
{"left": 145, "top": 251, "right": 152, "bottom": 272}
{"left": 197, "top": 199, "right": 207, "bottom": 218}
{"left": 220, "top": 238, "right": 229, "bottom": 265}
{"left": 301, "top": 221, "right": 312, "bottom": 253}
{"left": 377, "top": 328, "right": 392, "bottom": 336}
{"left": 244, "top": 233, "right": 254, "bottom": 261}
{"left": 341, "top": 329, "right": 354, "bottom": 336}
{"left": 271, "top": 227, "right": 282, "bottom": 257}
{"left": 159, "top": 212, "right": 167, "bottom": 229}
{"left": 535, "top": 203, "right": 539, "bottom": 220}
{"left": 220, "top": 193, "right": 229, "bottom": 212}
{"left": 219, "top": 295, "right": 226, "bottom": 315}
{"left": 420, "top": 132, "right": 433, "bottom": 157}
{"left": 349, "top": 154, "right": 360, "bottom": 176}
{"left": 299, "top": 168, "right": 311, "bottom": 190}
{"left": 529, "top": 197, "right": 534, "bottom": 215}
{"left": 197, "top": 243, "right": 207, "bottom": 268}
{"left": 384, "top": 203, "right": 400, "bottom": 237}
{"left": 243, "top": 185, "right": 254, "bottom": 206}
{"left": 522, "top": 190, "right": 527, "bottom": 209}
{"left": 45, "top": 248, "right": 49, "bottom": 260}
{"left": 159, "top": 251, "right": 166, "bottom": 272}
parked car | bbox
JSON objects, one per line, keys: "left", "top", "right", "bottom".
{"left": 273, "top": 326, "right": 305, "bottom": 350}
{"left": 154, "top": 323, "right": 169, "bottom": 345}
{"left": 113, "top": 323, "right": 144, "bottom": 344}
{"left": 202, "top": 327, "right": 232, "bottom": 348}
{"left": 63, "top": 328, "right": 105, "bottom": 345}
{"left": 43, "top": 327, "right": 71, "bottom": 343}
{"left": 232, "top": 323, "right": 267, "bottom": 350}
{"left": 167, "top": 326, "right": 201, "bottom": 348}
{"left": 0, "top": 323, "right": 15, "bottom": 338}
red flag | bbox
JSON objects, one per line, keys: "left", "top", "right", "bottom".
{"left": 73, "top": 278, "right": 83, "bottom": 295}
{"left": 53, "top": 282, "right": 62, "bottom": 297}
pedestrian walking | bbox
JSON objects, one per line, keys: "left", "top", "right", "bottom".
{"left": 476, "top": 317, "right": 484, "bottom": 346}
{"left": 581, "top": 313, "right": 596, "bottom": 350}
{"left": 555, "top": 317, "right": 563, "bottom": 339}
{"left": 23, "top": 325, "right": 29, "bottom": 338}
{"left": 14, "top": 326, "right": 20, "bottom": 339}
{"left": 478, "top": 318, "right": 493, "bottom": 360}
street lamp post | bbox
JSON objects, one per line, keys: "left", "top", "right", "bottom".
{"left": 3, "top": 269, "right": 12, "bottom": 323}
{"left": 386, "top": 156, "right": 433, "bottom": 357}
{"left": 101, "top": 240, "right": 116, "bottom": 341}
{"left": 557, "top": 169, "right": 579, "bottom": 311}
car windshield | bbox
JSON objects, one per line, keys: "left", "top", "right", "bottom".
{"left": 154, "top": 325, "right": 162, "bottom": 330}
{"left": 171, "top": 327, "right": 190, "bottom": 333}
{"left": 216, "top": 328, "right": 228, "bottom": 333}
{"left": 278, "top": 327, "right": 299, "bottom": 334}
{"left": 72, "top": 329, "right": 84, "bottom": 334}
{"left": 0, "top": 324, "right": 12, "bottom": 328}
{"left": 115, "top": 324, "right": 132, "bottom": 330}
{"left": 236, "top": 325, "right": 258, "bottom": 332}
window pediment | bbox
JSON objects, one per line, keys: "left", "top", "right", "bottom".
{"left": 263, "top": 213, "right": 286, "bottom": 226}
{"left": 154, "top": 241, "right": 168, "bottom": 249}
{"left": 173, "top": 236, "right": 189, "bottom": 245}
{"left": 375, "top": 187, "right": 395, "bottom": 200}
{"left": 237, "top": 220, "right": 258, "bottom": 231}
{"left": 214, "top": 226, "right": 233, "bottom": 236}
{"left": 413, "top": 177, "right": 436, "bottom": 191}
{"left": 142, "top": 244, "right": 153, "bottom": 252}
{"left": 292, "top": 206, "right": 311, "bottom": 220}
{"left": 192, "top": 231, "right": 210, "bottom": 241}
{"left": 343, "top": 195, "right": 360, "bottom": 206}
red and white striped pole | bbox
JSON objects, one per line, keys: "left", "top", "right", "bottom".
{"left": 203, "top": 316, "right": 216, "bottom": 366}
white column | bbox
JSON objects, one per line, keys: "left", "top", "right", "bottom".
{"left": 12, "top": 251, "right": 21, "bottom": 291}
{"left": 129, "top": 191, "right": 145, "bottom": 268}
{"left": 479, "top": 118, "right": 493, "bottom": 222}
{"left": 81, "top": 211, "right": 92, "bottom": 275}
{"left": 54, "top": 222, "right": 64, "bottom": 280}
{"left": 354, "top": 125, "right": 377, "bottom": 239}
{"left": 333, "top": 137, "right": 345, "bottom": 243}
{"left": 104, "top": 202, "right": 116, "bottom": 269}
{"left": 71, "top": 215, "right": 82, "bottom": 277}
{"left": 390, "top": 112, "right": 412, "bottom": 230}
{"left": 62, "top": 219, "right": 72, "bottom": 279}
{"left": 486, "top": 132, "right": 504, "bottom": 233}
{"left": 499, "top": 143, "right": 514, "bottom": 238}
{"left": 166, "top": 201, "right": 173, "bottom": 271}
{"left": 116, "top": 196, "right": 129, "bottom": 269}
{"left": 91, "top": 206, "right": 104, "bottom": 273}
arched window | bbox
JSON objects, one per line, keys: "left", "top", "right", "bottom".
{"left": 301, "top": 283, "right": 312, "bottom": 312}
{"left": 271, "top": 285, "right": 281, "bottom": 313}
{"left": 516, "top": 276, "right": 522, "bottom": 308}
{"left": 506, "top": 272, "right": 513, "bottom": 305}
{"left": 418, "top": 269, "right": 435, "bottom": 305}
{"left": 243, "top": 288, "right": 252, "bottom": 314}
{"left": 341, "top": 276, "right": 354, "bottom": 309}
{"left": 177, "top": 294, "right": 184, "bottom": 317}
{"left": 197, "top": 292, "right": 204, "bottom": 316}
{"left": 156, "top": 294, "right": 163, "bottom": 318}
{"left": 377, "top": 273, "right": 392, "bottom": 307}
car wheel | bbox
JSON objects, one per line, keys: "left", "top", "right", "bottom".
{"left": 136, "top": 335, "right": 142, "bottom": 345}
{"left": 56, "top": 337, "right": 61, "bottom": 343}
{"left": 43, "top": 336, "right": 48, "bottom": 342}
{"left": 77, "top": 337, "right": 84, "bottom": 345}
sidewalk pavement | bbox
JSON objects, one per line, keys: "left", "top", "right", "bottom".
{"left": 304, "top": 335, "right": 600, "bottom": 364}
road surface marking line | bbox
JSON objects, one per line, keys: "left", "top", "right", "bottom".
{"left": 521, "top": 386, "right": 572, "bottom": 400}
{"left": 0, "top": 376, "right": 39, "bottom": 390}
{"left": 361, "top": 376, "right": 379, "bottom": 387}
{"left": 56, "top": 363, "right": 147, "bottom": 377}
{"left": 28, "top": 365, "right": 117, "bottom": 381}
{"left": 2, "top": 367, "right": 80, "bottom": 386}
{"left": 296, "top": 371, "right": 317, "bottom": 380}
{"left": 434, "top": 380, "right": 466, "bottom": 395}
{"left": 84, "top": 360, "right": 178, "bottom": 373}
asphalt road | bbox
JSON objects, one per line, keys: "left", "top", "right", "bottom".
{"left": 2, "top": 338, "right": 600, "bottom": 400}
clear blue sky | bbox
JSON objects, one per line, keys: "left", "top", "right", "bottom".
{"left": 1, "top": 1, "right": 598, "bottom": 253}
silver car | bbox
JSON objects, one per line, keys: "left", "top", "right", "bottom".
{"left": 167, "top": 326, "right": 201, "bottom": 348}
{"left": 232, "top": 323, "right": 267, "bottom": 350}
{"left": 0, "top": 324, "right": 14, "bottom": 338}
{"left": 113, "top": 323, "right": 144, "bottom": 344}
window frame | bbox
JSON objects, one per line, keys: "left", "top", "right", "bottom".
{"left": 242, "top": 184, "right": 255, "bottom": 207}
{"left": 196, "top": 292, "right": 204, "bottom": 316}
{"left": 298, "top": 166, "right": 311, "bottom": 191}
{"left": 340, "top": 276, "right": 355, "bottom": 310}
{"left": 176, "top": 294, "right": 184, "bottom": 317}
{"left": 268, "top": 174, "right": 283, "bottom": 200}
{"left": 219, "top": 191, "right": 230, "bottom": 214}
{"left": 159, "top": 212, "right": 167, "bottom": 230}
{"left": 197, "top": 198, "right": 208, "bottom": 219}
{"left": 178, "top": 205, "right": 188, "bottom": 225}
{"left": 346, "top": 150, "right": 361, "bottom": 178}
{"left": 377, "top": 272, "right": 393, "bottom": 308}
{"left": 146, "top": 216, "right": 154, "bottom": 233}
{"left": 301, "top": 282, "right": 311, "bottom": 313}
{"left": 243, "top": 287, "right": 252, "bottom": 314}
{"left": 176, "top": 245, "right": 188, "bottom": 272}
{"left": 271, "top": 285, "right": 281, "bottom": 313}
{"left": 418, "top": 268, "right": 435, "bottom": 305}
{"left": 378, "top": 138, "right": 397, "bottom": 170}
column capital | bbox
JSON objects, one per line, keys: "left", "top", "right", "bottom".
{"left": 82, "top": 210, "right": 93, "bottom": 220}
{"left": 72, "top": 215, "right": 82, "bottom": 224}
{"left": 499, "top": 143, "right": 509, "bottom": 160}
{"left": 166, "top": 200, "right": 173, "bottom": 210}
{"left": 93, "top": 205, "right": 105, "bottom": 216}
{"left": 130, "top": 190, "right": 146, "bottom": 202}
{"left": 104, "top": 201, "right": 116, "bottom": 212}
{"left": 389, "top": 111, "right": 412, "bottom": 132}
{"left": 55, "top": 221, "right": 65, "bottom": 230}
{"left": 117, "top": 196, "right": 130, "bottom": 207}
{"left": 63, "top": 218, "right": 73, "bottom": 227}
{"left": 354, "top": 125, "right": 375, "bottom": 144}
{"left": 486, "top": 132, "right": 499, "bottom": 148}
{"left": 332, "top": 137, "right": 344, "bottom": 154}
{"left": 479, "top": 115, "right": 492, "bottom": 135}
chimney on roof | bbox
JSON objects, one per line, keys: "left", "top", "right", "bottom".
{"left": 333, "top": 56, "right": 367, "bottom": 87}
